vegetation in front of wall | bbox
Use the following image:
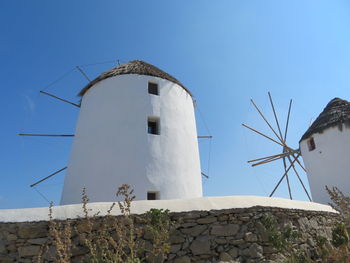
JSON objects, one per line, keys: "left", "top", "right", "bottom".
{"left": 260, "top": 213, "right": 308, "bottom": 263}
{"left": 37, "top": 184, "right": 174, "bottom": 263}
{"left": 260, "top": 187, "right": 350, "bottom": 263}
{"left": 321, "top": 186, "right": 350, "bottom": 263}
{"left": 145, "top": 208, "right": 174, "bottom": 258}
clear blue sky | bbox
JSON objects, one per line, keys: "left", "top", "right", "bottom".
{"left": 1, "top": 1, "right": 350, "bottom": 209}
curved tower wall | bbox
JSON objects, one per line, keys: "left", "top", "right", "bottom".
{"left": 60, "top": 74, "right": 202, "bottom": 205}
{"left": 300, "top": 125, "right": 350, "bottom": 204}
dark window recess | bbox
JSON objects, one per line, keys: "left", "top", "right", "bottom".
{"left": 148, "top": 119, "right": 159, "bottom": 135}
{"left": 307, "top": 137, "right": 316, "bottom": 151}
{"left": 148, "top": 82, "right": 159, "bottom": 95}
{"left": 147, "top": 192, "right": 157, "bottom": 200}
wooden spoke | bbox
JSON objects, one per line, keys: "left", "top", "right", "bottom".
{"left": 250, "top": 99, "right": 284, "bottom": 144}
{"left": 269, "top": 152, "right": 301, "bottom": 197}
{"left": 283, "top": 100, "right": 293, "bottom": 200}
{"left": 30, "top": 167, "right": 67, "bottom": 187}
{"left": 248, "top": 152, "right": 292, "bottom": 163}
{"left": 252, "top": 154, "right": 291, "bottom": 167}
{"left": 283, "top": 99, "right": 293, "bottom": 143}
{"left": 40, "top": 91, "right": 80, "bottom": 108}
{"left": 201, "top": 172, "right": 209, "bottom": 178}
{"left": 286, "top": 155, "right": 312, "bottom": 201}
{"left": 294, "top": 156, "right": 307, "bottom": 172}
{"left": 76, "top": 66, "right": 91, "bottom": 82}
{"left": 19, "top": 134, "right": 74, "bottom": 137}
{"left": 289, "top": 152, "right": 306, "bottom": 172}
{"left": 268, "top": 93, "right": 293, "bottom": 200}
{"left": 242, "top": 123, "right": 292, "bottom": 150}
{"left": 283, "top": 156, "right": 292, "bottom": 200}
{"left": 268, "top": 92, "right": 284, "bottom": 140}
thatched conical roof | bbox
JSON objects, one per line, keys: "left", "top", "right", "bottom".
{"left": 78, "top": 60, "right": 191, "bottom": 97}
{"left": 300, "top": 98, "right": 350, "bottom": 142}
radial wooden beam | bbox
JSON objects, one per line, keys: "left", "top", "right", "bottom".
{"left": 40, "top": 91, "right": 80, "bottom": 108}
{"left": 241, "top": 123, "right": 290, "bottom": 149}
{"left": 201, "top": 172, "right": 209, "bottom": 178}
{"left": 283, "top": 100, "right": 293, "bottom": 199}
{"left": 248, "top": 151, "right": 292, "bottom": 163}
{"left": 76, "top": 66, "right": 91, "bottom": 82}
{"left": 281, "top": 100, "right": 307, "bottom": 173}
{"left": 268, "top": 92, "right": 292, "bottom": 200}
{"left": 30, "top": 167, "right": 67, "bottom": 187}
{"left": 250, "top": 99, "right": 284, "bottom": 143}
{"left": 252, "top": 154, "right": 291, "bottom": 167}
{"left": 286, "top": 155, "right": 312, "bottom": 201}
{"left": 19, "top": 134, "right": 74, "bottom": 137}
{"left": 293, "top": 154, "right": 307, "bottom": 172}
{"left": 269, "top": 152, "right": 301, "bottom": 197}
{"left": 283, "top": 99, "right": 293, "bottom": 143}
{"left": 268, "top": 92, "right": 284, "bottom": 141}
{"left": 282, "top": 155, "right": 292, "bottom": 199}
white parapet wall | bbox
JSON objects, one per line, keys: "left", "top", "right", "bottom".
{"left": 0, "top": 196, "right": 336, "bottom": 223}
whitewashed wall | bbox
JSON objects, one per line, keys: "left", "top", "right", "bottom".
{"left": 0, "top": 196, "right": 335, "bottom": 222}
{"left": 300, "top": 125, "right": 350, "bottom": 204}
{"left": 60, "top": 74, "right": 202, "bottom": 205}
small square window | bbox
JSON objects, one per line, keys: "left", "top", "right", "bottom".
{"left": 148, "top": 117, "right": 159, "bottom": 135}
{"left": 307, "top": 137, "right": 316, "bottom": 151}
{"left": 147, "top": 192, "right": 158, "bottom": 200}
{"left": 148, "top": 82, "right": 159, "bottom": 95}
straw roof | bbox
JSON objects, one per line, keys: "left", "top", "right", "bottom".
{"left": 300, "top": 98, "right": 350, "bottom": 142}
{"left": 78, "top": 60, "right": 191, "bottom": 97}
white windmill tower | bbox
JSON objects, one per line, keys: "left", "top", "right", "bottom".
{"left": 299, "top": 98, "right": 350, "bottom": 205}
{"left": 58, "top": 60, "right": 203, "bottom": 205}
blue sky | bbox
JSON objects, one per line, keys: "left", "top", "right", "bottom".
{"left": 1, "top": 0, "right": 350, "bottom": 209}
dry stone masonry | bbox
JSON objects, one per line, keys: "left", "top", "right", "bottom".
{"left": 0, "top": 206, "right": 340, "bottom": 263}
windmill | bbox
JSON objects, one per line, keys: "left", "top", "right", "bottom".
{"left": 19, "top": 60, "right": 213, "bottom": 203}
{"left": 242, "top": 92, "right": 312, "bottom": 201}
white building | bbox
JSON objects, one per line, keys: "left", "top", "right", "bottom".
{"left": 300, "top": 98, "right": 350, "bottom": 204}
{"left": 60, "top": 60, "right": 202, "bottom": 205}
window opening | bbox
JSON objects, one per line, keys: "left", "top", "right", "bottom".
{"left": 148, "top": 82, "right": 159, "bottom": 95}
{"left": 147, "top": 191, "right": 158, "bottom": 200}
{"left": 148, "top": 117, "right": 159, "bottom": 135}
{"left": 307, "top": 137, "right": 316, "bottom": 151}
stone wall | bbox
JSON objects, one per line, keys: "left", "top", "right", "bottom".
{"left": 0, "top": 206, "right": 340, "bottom": 263}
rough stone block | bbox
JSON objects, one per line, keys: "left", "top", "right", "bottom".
{"left": 169, "top": 235, "right": 185, "bottom": 244}
{"left": 190, "top": 239, "right": 211, "bottom": 255}
{"left": 197, "top": 217, "right": 217, "bottom": 224}
{"left": 18, "top": 224, "right": 47, "bottom": 239}
{"left": 27, "top": 237, "right": 48, "bottom": 245}
{"left": 170, "top": 244, "right": 182, "bottom": 253}
{"left": 180, "top": 225, "right": 207, "bottom": 237}
{"left": 18, "top": 245, "right": 41, "bottom": 257}
{"left": 0, "top": 257, "right": 15, "bottom": 263}
{"left": 6, "top": 234, "right": 17, "bottom": 241}
{"left": 219, "top": 251, "right": 232, "bottom": 261}
{"left": 244, "top": 232, "right": 258, "bottom": 242}
{"left": 211, "top": 224, "right": 239, "bottom": 236}
{"left": 0, "top": 242, "right": 7, "bottom": 254}
{"left": 249, "top": 243, "right": 263, "bottom": 258}
{"left": 228, "top": 247, "right": 238, "bottom": 258}
{"left": 174, "top": 255, "right": 191, "bottom": 263}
